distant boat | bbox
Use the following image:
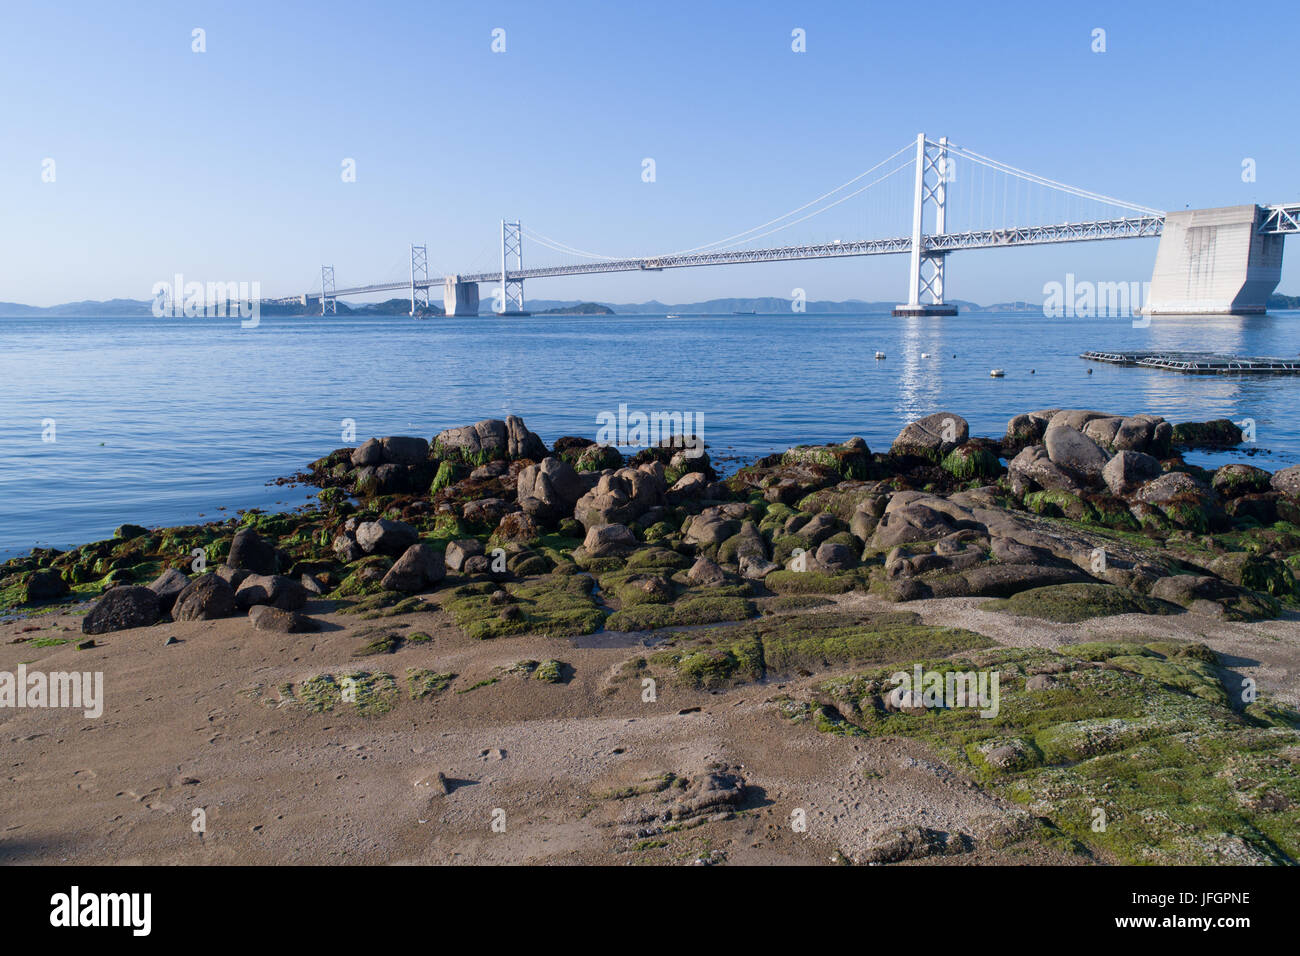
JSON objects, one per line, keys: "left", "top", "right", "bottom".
{"left": 732, "top": 310, "right": 756, "bottom": 315}
{"left": 666, "top": 313, "right": 682, "bottom": 318}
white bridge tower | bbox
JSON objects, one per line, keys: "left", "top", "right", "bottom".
{"left": 894, "top": 134, "right": 957, "bottom": 316}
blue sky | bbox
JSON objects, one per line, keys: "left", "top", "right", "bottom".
{"left": 2, "top": 0, "right": 1296, "bottom": 307}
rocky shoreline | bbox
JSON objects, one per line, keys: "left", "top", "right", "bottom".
{"left": 4, "top": 407, "right": 1300, "bottom": 864}
{"left": 6, "top": 408, "right": 1297, "bottom": 631}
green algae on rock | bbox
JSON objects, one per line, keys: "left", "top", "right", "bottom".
{"left": 647, "top": 609, "right": 991, "bottom": 690}
{"left": 982, "top": 583, "right": 1181, "bottom": 623}
{"left": 443, "top": 574, "right": 604, "bottom": 640}
{"left": 795, "top": 642, "right": 1300, "bottom": 865}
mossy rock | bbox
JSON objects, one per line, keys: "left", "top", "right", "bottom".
{"left": 764, "top": 570, "right": 858, "bottom": 595}
{"left": 1210, "top": 552, "right": 1296, "bottom": 598}
{"left": 532, "top": 659, "right": 568, "bottom": 683}
{"left": 758, "top": 502, "right": 800, "bottom": 535}
{"left": 331, "top": 556, "right": 394, "bottom": 597}
{"left": 625, "top": 547, "right": 691, "bottom": 572}
{"left": 341, "top": 591, "right": 425, "bottom": 619}
{"left": 406, "top": 668, "right": 456, "bottom": 698}
{"left": 605, "top": 594, "right": 756, "bottom": 631}
{"left": 782, "top": 439, "right": 871, "bottom": 480}
{"left": 352, "top": 628, "right": 404, "bottom": 656}
{"left": 287, "top": 671, "right": 397, "bottom": 716}
{"left": 1172, "top": 419, "right": 1243, "bottom": 447}
{"left": 941, "top": 444, "right": 1001, "bottom": 482}
{"left": 657, "top": 610, "right": 990, "bottom": 689}
{"left": 983, "top": 583, "right": 1180, "bottom": 623}
{"left": 442, "top": 573, "right": 604, "bottom": 640}
{"left": 1023, "top": 490, "right": 1097, "bottom": 523}
{"left": 770, "top": 534, "right": 813, "bottom": 565}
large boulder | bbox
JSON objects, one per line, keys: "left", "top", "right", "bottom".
{"left": 1134, "top": 472, "right": 1221, "bottom": 531}
{"left": 1272, "top": 465, "right": 1300, "bottom": 499}
{"left": 573, "top": 463, "right": 666, "bottom": 530}
{"left": 434, "top": 416, "right": 545, "bottom": 463}
{"left": 1042, "top": 425, "right": 1109, "bottom": 485}
{"left": 1102, "top": 450, "right": 1163, "bottom": 497}
{"left": 815, "top": 540, "right": 857, "bottom": 572}
{"left": 687, "top": 556, "right": 726, "bottom": 587}
{"left": 1008, "top": 445, "right": 1083, "bottom": 495}
{"left": 667, "top": 470, "right": 710, "bottom": 504}
{"left": 719, "top": 521, "right": 770, "bottom": 576}
{"left": 461, "top": 498, "right": 513, "bottom": 528}
{"left": 1113, "top": 415, "right": 1172, "bottom": 456}
{"left": 728, "top": 460, "right": 839, "bottom": 505}
{"left": 226, "top": 528, "right": 278, "bottom": 575}
{"left": 683, "top": 504, "right": 748, "bottom": 548}
{"left": 1004, "top": 410, "right": 1058, "bottom": 450}
{"left": 82, "top": 585, "right": 160, "bottom": 634}
{"left": 380, "top": 435, "right": 429, "bottom": 465}
{"left": 782, "top": 437, "right": 871, "bottom": 479}
{"left": 350, "top": 438, "right": 384, "bottom": 467}
{"left": 355, "top": 518, "right": 419, "bottom": 556}
{"left": 444, "top": 539, "right": 485, "bottom": 573}
{"left": 172, "top": 573, "right": 238, "bottom": 622}
{"left": 235, "top": 573, "right": 308, "bottom": 611}
{"left": 25, "top": 568, "right": 69, "bottom": 602}
{"left": 147, "top": 568, "right": 190, "bottom": 613}
{"left": 891, "top": 412, "right": 969, "bottom": 462}
{"left": 248, "top": 605, "right": 318, "bottom": 633}
{"left": 380, "top": 543, "right": 446, "bottom": 592}
{"left": 581, "top": 523, "right": 640, "bottom": 558}
{"left": 1010, "top": 410, "right": 1170, "bottom": 457}
{"left": 869, "top": 502, "right": 957, "bottom": 549}
{"left": 492, "top": 511, "right": 541, "bottom": 545}
{"left": 516, "top": 457, "right": 585, "bottom": 522}
{"left": 1211, "top": 464, "right": 1272, "bottom": 499}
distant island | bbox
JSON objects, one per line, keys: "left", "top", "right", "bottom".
{"left": 533, "top": 302, "right": 615, "bottom": 315}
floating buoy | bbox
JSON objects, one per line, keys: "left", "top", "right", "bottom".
{"left": 875, "top": 351, "right": 886, "bottom": 360}
{"left": 990, "top": 368, "right": 1005, "bottom": 377}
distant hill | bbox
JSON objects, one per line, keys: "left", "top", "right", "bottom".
{"left": 2, "top": 292, "right": 1296, "bottom": 318}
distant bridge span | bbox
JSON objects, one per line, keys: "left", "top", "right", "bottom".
{"left": 283, "top": 135, "right": 1298, "bottom": 317}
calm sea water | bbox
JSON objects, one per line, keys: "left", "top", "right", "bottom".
{"left": 2, "top": 310, "right": 1299, "bottom": 559}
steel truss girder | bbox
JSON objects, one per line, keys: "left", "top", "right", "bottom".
{"left": 1260, "top": 204, "right": 1300, "bottom": 234}
{"left": 318, "top": 218, "right": 1165, "bottom": 300}
{"left": 923, "top": 215, "right": 1164, "bottom": 250}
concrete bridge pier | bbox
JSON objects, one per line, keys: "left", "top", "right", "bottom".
{"left": 1143, "top": 204, "right": 1283, "bottom": 315}
{"left": 443, "top": 276, "right": 480, "bottom": 316}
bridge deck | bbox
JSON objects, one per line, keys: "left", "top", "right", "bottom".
{"left": 316, "top": 215, "right": 1165, "bottom": 300}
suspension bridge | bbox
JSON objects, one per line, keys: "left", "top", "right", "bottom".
{"left": 279, "top": 135, "right": 1299, "bottom": 317}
